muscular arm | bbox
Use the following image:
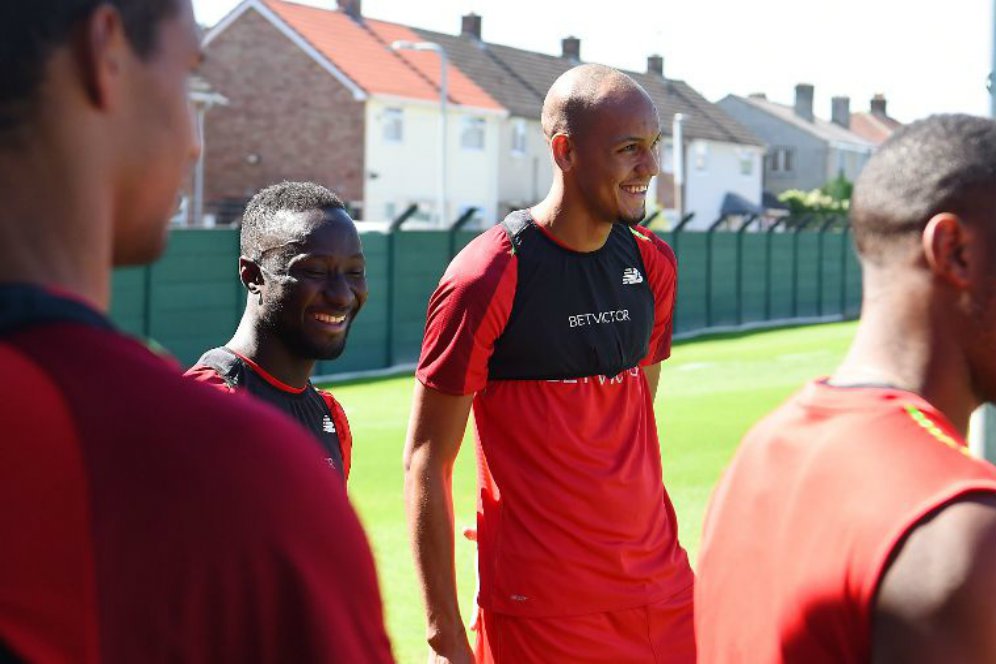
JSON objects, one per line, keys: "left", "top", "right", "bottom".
{"left": 404, "top": 381, "right": 475, "bottom": 662}
{"left": 642, "top": 361, "right": 662, "bottom": 401}
{"left": 872, "top": 493, "right": 996, "bottom": 663}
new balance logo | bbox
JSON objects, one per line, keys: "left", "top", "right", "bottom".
{"left": 322, "top": 415, "right": 336, "bottom": 433}
{"left": 622, "top": 267, "right": 644, "bottom": 285}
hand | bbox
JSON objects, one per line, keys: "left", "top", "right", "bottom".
{"left": 427, "top": 635, "right": 474, "bottom": 664}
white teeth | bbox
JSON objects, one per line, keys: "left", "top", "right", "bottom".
{"left": 623, "top": 185, "right": 648, "bottom": 194}
{"left": 315, "top": 313, "right": 346, "bottom": 324}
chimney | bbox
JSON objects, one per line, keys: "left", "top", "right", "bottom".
{"left": 831, "top": 96, "right": 850, "bottom": 128}
{"left": 461, "top": 13, "right": 481, "bottom": 40}
{"left": 336, "top": 0, "right": 361, "bottom": 20}
{"left": 561, "top": 36, "right": 581, "bottom": 61}
{"left": 794, "top": 83, "right": 814, "bottom": 122}
{"left": 647, "top": 54, "right": 664, "bottom": 77}
{"left": 748, "top": 92, "right": 767, "bottom": 100}
{"left": 870, "top": 93, "right": 888, "bottom": 117}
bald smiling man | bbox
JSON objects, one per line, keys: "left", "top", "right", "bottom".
{"left": 404, "top": 64, "right": 695, "bottom": 664}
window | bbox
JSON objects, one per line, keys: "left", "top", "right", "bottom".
{"left": 739, "top": 151, "right": 754, "bottom": 176}
{"left": 382, "top": 108, "right": 403, "bottom": 142}
{"left": 511, "top": 119, "right": 527, "bottom": 155}
{"left": 694, "top": 142, "right": 708, "bottom": 172}
{"left": 460, "top": 116, "right": 486, "bottom": 150}
{"left": 769, "top": 147, "right": 794, "bottom": 173}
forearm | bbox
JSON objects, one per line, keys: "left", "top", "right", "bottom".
{"left": 405, "top": 450, "right": 466, "bottom": 649}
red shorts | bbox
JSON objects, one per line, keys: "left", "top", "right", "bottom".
{"left": 473, "top": 586, "right": 695, "bottom": 664}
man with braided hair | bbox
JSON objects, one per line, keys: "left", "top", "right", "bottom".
{"left": 406, "top": 64, "right": 695, "bottom": 663}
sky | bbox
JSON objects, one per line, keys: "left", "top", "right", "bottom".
{"left": 193, "top": 0, "right": 994, "bottom": 124}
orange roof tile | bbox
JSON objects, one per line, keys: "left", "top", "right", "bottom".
{"left": 850, "top": 112, "right": 902, "bottom": 145}
{"left": 262, "top": 0, "right": 502, "bottom": 110}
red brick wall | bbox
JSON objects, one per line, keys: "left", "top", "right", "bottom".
{"left": 201, "top": 9, "right": 366, "bottom": 214}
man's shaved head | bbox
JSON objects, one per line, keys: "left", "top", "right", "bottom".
{"left": 541, "top": 64, "right": 655, "bottom": 138}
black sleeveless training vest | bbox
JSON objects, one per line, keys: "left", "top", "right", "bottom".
{"left": 487, "top": 211, "right": 655, "bottom": 381}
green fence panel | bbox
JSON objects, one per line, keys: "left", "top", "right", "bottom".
{"left": 109, "top": 266, "right": 148, "bottom": 338}
{"left": 819, "top": 229, "right": 845, "bottom": 317}
{"left": 794, "top": 233, "right": 820, "bottom": 318}
{"left": 672, "top": 232, "right": 706, "bottom": 334}
{"left": 391, "top": 231, "right": 451, "bottom": 365}
{"left": 708, "top": 233, "right": 738, "bottom": 327}
{"left": 108, "top": 221, "right": 864, "bottom": 378}
{"left": 740, "top": 233, "right": 767, "bottom": 323}
{"left": 768, "top": 234, "right": 794, "bottom": 320}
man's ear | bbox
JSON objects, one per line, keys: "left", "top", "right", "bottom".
{"left": 551, "top": 133, "right": 574, "bottom": 172}
{"left": 76, "top": 4, "right": 130, "bottom": 111}
{"left": 239, "top": 256, "right": 264, "bottom": 292}
{"left": 923, "top": 213, "right": 971, "bottom": 288}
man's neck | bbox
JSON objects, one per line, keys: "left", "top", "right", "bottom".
{"left": 530, "top": 186, "right": 615, "bottom": 253}
{"left": 227, "top": 311, "right": 316, "bottom": 390}
{"left": 0, "top": 133, "right": 113, "bottom": 310}
{"left": 831, "top": 277, "right": 976, "bottom": 436}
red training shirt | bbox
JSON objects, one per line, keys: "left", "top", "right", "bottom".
{"left": 417, "top": 214, "right": 694, "bottom": 618}
{"left": 696, "top": 381, "right": 996, "bottom": 663}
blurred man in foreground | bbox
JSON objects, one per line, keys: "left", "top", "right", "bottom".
{"left": 0, "top": 1, "right": 392, "bottom": 660}
{"left": 696, "top": 114, "right": 996, "bottom": 663}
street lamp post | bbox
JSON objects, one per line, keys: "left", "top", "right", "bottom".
{"left": 391, "top": 40, "right": 448, "bottom": 227}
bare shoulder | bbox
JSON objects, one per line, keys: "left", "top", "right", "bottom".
{"left": 873, "top": 492, "right": 996, "bottom": 663}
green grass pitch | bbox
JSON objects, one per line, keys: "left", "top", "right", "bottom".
{"left": 325, "top": 320, "right": 858, "bottom": 663}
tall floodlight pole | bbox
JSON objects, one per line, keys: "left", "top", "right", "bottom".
{"left": 391, "top": 40, "right": 448, "bottom": 227}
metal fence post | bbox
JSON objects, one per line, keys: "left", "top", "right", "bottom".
{"left": 669, "top": 212, "right": 696, "bottom": 261}
{"left": 764, "top": 217, "right": 786, "bottom": 321}
{"left": 448, "top": 207, "right": 478, "bottom": 260}
{"left": 735, "top": 215, "right": 759, "bottom": 326}
{"left": 815, "top": 215, "right": 837, "bottom": 317}
{"left": 639, "top": 209, "right": 662, "bottom": 228}
{"left": 385, "top": 204, "right": 418, "bottom": 368}
{"left": 705, "top": 215, "right": 728, "bottom": 328}
{"left": 791, "top": 215, "right": 814, "bottom": 318}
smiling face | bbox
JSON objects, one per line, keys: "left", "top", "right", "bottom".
{"left": 567, "top": 86, "right": 661, "bottom": 226}
{"left": 255, "top": 207, "right": 367, "bottom": 361}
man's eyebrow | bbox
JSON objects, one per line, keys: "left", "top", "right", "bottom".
{"left": 613, "top": 132, "right": 661, "bottom": 143}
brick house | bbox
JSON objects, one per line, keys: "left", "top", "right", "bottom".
{"left": 202, "top": 0, "right": 505, "bottom": 224}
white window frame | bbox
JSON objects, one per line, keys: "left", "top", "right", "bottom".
{"left": 511, "top": 119, "right": 527, "bottom": 156}
{"left": 770, "top": 147, "right": 794, "bottom": 173}
{"left": 738, "top": 150, "right": 754, "bottom": 176}
{"left": 661, "top": 140, "right": 674, "bottom": 174}
{"left": 694, "top": 141, "right": 709, "bottom": 172}
{"left": 382, "top": 107, "right": 403, "bottom": 143}
{"left": 460, "top": 116, "right": 486, "bottom": 151}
